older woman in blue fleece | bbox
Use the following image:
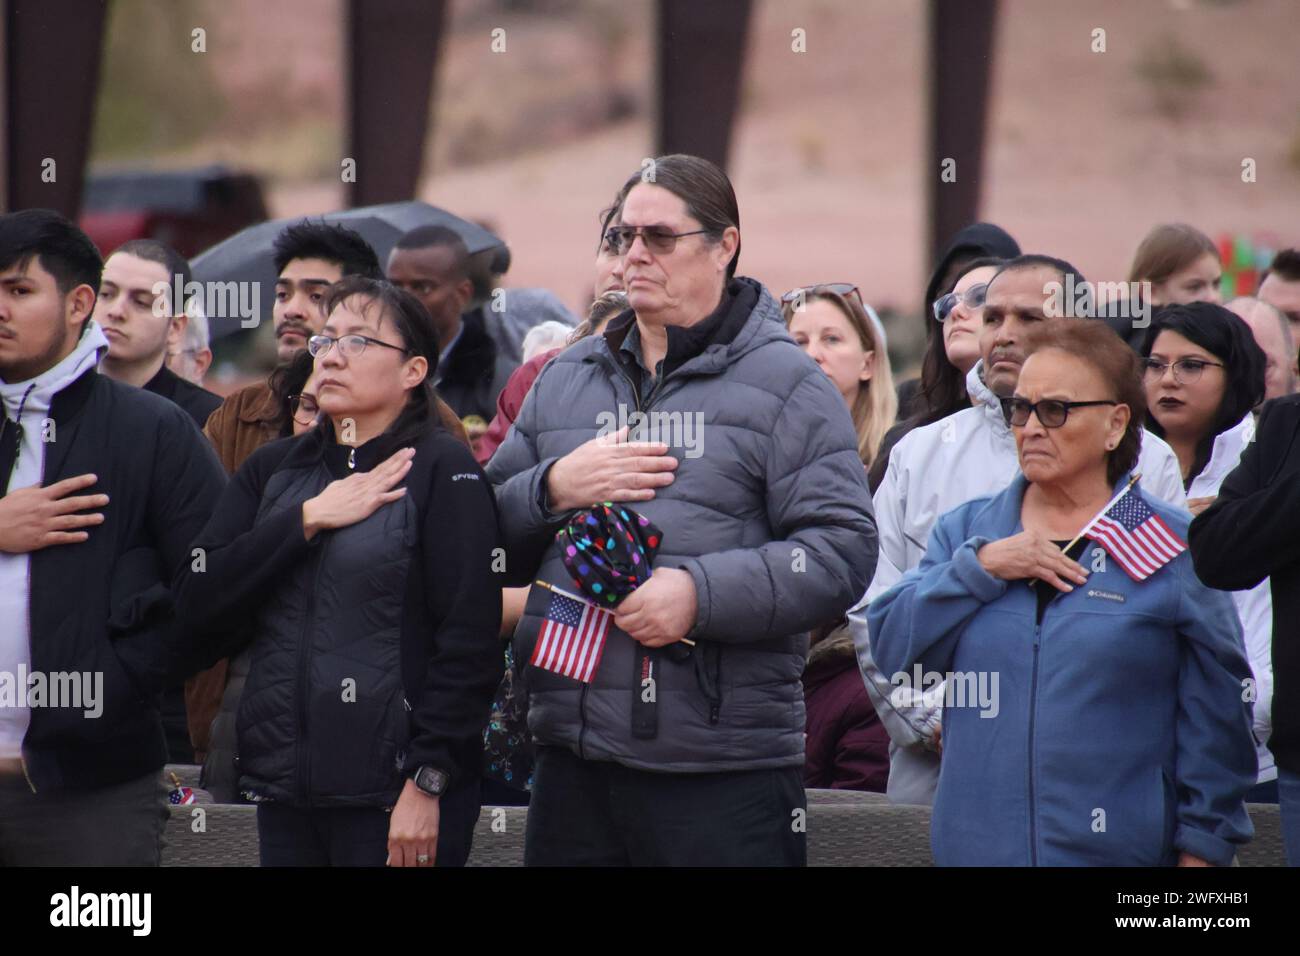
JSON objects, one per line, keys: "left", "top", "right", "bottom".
{"left": 871, "top": 318, "right": 1256, "bottom": 866}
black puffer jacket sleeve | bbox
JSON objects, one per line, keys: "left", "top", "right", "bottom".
{"left": 171, "top": 438, "right": 313, "bottom": 675}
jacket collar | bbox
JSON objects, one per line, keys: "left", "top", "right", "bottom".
{"left": 597, "top": 276, "right": 786, "bottom": 379}
{"left": 977, "top": 468, "right": 1147, "bottom": 537}
{"left": 0, "top": 321, "right": 109, "bottom": 426}
{"left": 1189, "top": 414, "right": 1256, "bottom": 495}
{"left": 237, "top": 381, "right": 284, "bottom": 426}
{"left": 438, "top": 309, "right": 497, "bottom": 387}
{"left": 966, "top": 359, "right": 1013, "bottom": 441}
{"left": 143, "top": 362, "right": 181, "bottom": 401}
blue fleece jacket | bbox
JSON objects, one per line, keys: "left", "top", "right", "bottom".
{"left": 870, "top": 473, "right": 1256, "bottom": 866}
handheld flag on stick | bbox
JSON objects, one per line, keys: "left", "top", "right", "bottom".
{"left": 530, "top": 581, "right": 614, "bottom": 684}
{"left": 1086, "top": 478, "right": 1186, "bottom": 581}
{"left": 530, "top": 503, "right": 689, "bottom": 684}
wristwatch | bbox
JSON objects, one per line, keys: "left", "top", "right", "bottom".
{"left": 412, "top": 765, "right": 451, "bottom": 797}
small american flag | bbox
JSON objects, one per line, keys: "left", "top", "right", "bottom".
{"left": 530, "top": 590, "right": 613, "bottom": 683}
{"left": 1088, "top": 485, "right": 1186, "bottom": 581}
{"left": 168, "top": 786, "right": 197, "bottom": 806}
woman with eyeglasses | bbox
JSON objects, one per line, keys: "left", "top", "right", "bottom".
{"left": 781, "top": 283, "right": 898, "bottom": 469}
{"left": 871, "top": 317, "right": 1256, "bottom": 865}
{"left": 177, "top": 276, "right": 503, "bottom": 867}
{"left": 868, "top": 256, "right": 1006, "bottom": 493}
{"left": 1140, "top": 302, "right": 1276, "bottom": 801}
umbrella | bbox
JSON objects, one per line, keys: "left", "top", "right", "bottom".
{"left": 556, "top": 503, "right": 664, "bottom": 608}
{"left": 190, "top": 200, "right": 505, "bottom": 338}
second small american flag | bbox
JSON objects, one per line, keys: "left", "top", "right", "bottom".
{"left": 530, "top": 590, "right": 613, "bottom": 683}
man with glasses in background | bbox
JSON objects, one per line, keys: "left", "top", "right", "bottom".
{"left": 849, "top": 254, "right": 1188, "bottom": 806}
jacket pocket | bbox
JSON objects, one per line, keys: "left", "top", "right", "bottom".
{"left": 693, "top": 642, "right": 724, "bottom": 724}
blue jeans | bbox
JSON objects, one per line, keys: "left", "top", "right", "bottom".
{"left": 1279, "top": 767, "right": 1300, "bottom": 866}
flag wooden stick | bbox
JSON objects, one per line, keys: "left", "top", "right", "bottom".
{"left": 533, "top": 579, "right": 696, "bottom": 647}
{"left": 1028, "top": 472, "right": 1141, "bottom": 589}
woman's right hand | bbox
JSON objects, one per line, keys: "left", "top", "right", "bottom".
{"left": 976, "top": 530, "right": 1089, "bottom": 592}
{"left": 302, "top": 448, "right": 414, "bottom": 541}
{"left": 545, "top": 426, "right": 678, "bottom": 512}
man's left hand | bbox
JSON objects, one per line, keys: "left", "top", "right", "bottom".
{"left": 614, "top": 567, "right": 698, "bottom": 647}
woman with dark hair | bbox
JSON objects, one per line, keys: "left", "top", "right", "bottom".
{"left": 872, "top": 317, "right": 1256, "bottom": 865}
{"left": 1141, "top": 302, "right": 1275, "bottom": 799}
{"left": 869, "top": 246, "right": 1012, "bottom": 492}
{"left": 177, "top": 277, "right": 503, "bottom": 867}
{"left": 1141, "top": 303, "right": 1266, "bottom": 490}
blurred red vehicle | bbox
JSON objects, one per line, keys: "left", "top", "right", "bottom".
{"left": 79, "top": 165, "right": 268, "bottom": 259}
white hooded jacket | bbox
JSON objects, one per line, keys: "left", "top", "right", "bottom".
{"left": 0, "top": 323, "right": 110, "bottom": 758}
{"left": 851, "top": 361, "right": 1189, "bottom": 804}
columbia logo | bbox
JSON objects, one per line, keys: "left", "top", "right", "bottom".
{"left": 1086, "top": 588, "right": 1125, "bottom": 604}
{"left": 451, "top": 473, "right": 480, "bottom": 481}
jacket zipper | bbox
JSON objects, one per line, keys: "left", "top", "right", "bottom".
{"left": 1027, "top": 622, "right": 1041, "bottom": 865}
{"left": 575, "top": 353, "right": 645, "bottom": 761}
{"left": 19, "top": 560, "right": 35, "bottom": 791}
{"left": 296, "top": 536, "right": 330, "bottom": 806}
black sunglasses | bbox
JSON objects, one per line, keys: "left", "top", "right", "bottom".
{"left": 1001, "top": 397, "right": 1119, "bottom": 428}
{"left": 604, "top": 225, "right": 711, "bottom": 255}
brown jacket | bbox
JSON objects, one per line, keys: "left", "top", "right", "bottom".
{"left": 184, "top": 382, "right": 470, "bottom": 758}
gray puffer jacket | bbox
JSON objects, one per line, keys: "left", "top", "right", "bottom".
{"left": 486, "top": 277, "right": 877, "bottom": 773}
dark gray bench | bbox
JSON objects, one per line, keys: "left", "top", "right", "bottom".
{"left": 156, "top": 772, "right": 1288, "bottom": 867}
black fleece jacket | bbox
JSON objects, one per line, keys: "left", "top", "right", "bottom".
{"left": 0, "top": 366, "right": 227, "bottom": 792}
{"left": 1190, "top": 393, "right": 1300, "bottom": 776}
{"left": 174, "top": 420, "right": 503, "bottom": 785}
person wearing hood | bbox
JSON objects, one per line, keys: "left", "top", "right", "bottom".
{"left": 870, "top": 317, "right": 1255, "bottom": 865}
{"left": 1141, "top": 303, "right": 1275, "bottom": 800}
{"left": 487, "top": 154, "right": 877, "bottom": 866}
{"left": 850, "top": 255, "right": 1187, "bottom": 806}
{"left": 873, "top": 224, "right": 1020, "bottom": 491}
{"left": 0, "top": 210, "right": 226, "bottom": 865}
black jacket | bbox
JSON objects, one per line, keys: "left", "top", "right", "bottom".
{"left": 143, "top": 364, "right": 223, "bottom": 430}
{"left": 175, "top": 422, "right": 503, "bottom": 806}
{"left": 0, "top": 367, "right": 227, "bottom": 792}
{"left": 437, "top": 310, "right": 515, "bottom": 424}
{"left": 1190, "top": 394, "right": 1300, "bottom": 775}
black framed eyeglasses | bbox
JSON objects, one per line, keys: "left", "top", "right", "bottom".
{"left": 307, "top": 334, "right": 411, "bottom": 359}
{"left": 1141, "top": 357, "right": 1224, "bottom": 385}
{"left": 288, "top": 393, "right": 320, "bottom": 426}
{"left": 933, "top": 283, "right": 989, "bottom": 322}
{"left": 1001, "top": 397, "right": 1119, "bottom": 428}
{"left": 781, "top": 283, "right": 864, "bottom": 310}
{"left": 604, "top": 225, "right": 711, "bottom": 255}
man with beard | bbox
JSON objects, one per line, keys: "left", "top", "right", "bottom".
{"left": 202, "top": 221, "right": 384, "bottom": 473}
{"left": 851, "top": 254, "right": 1188, "bottom": 806}
{"left": 0, "top": 210, "right": 225, "bottom": 864}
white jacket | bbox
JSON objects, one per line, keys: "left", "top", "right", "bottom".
{"left": 851, "top": 361, "right": 1189, "bottom": 804}
{"left": 1187, "top": 414, "right": 1274, "bottom": 784}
